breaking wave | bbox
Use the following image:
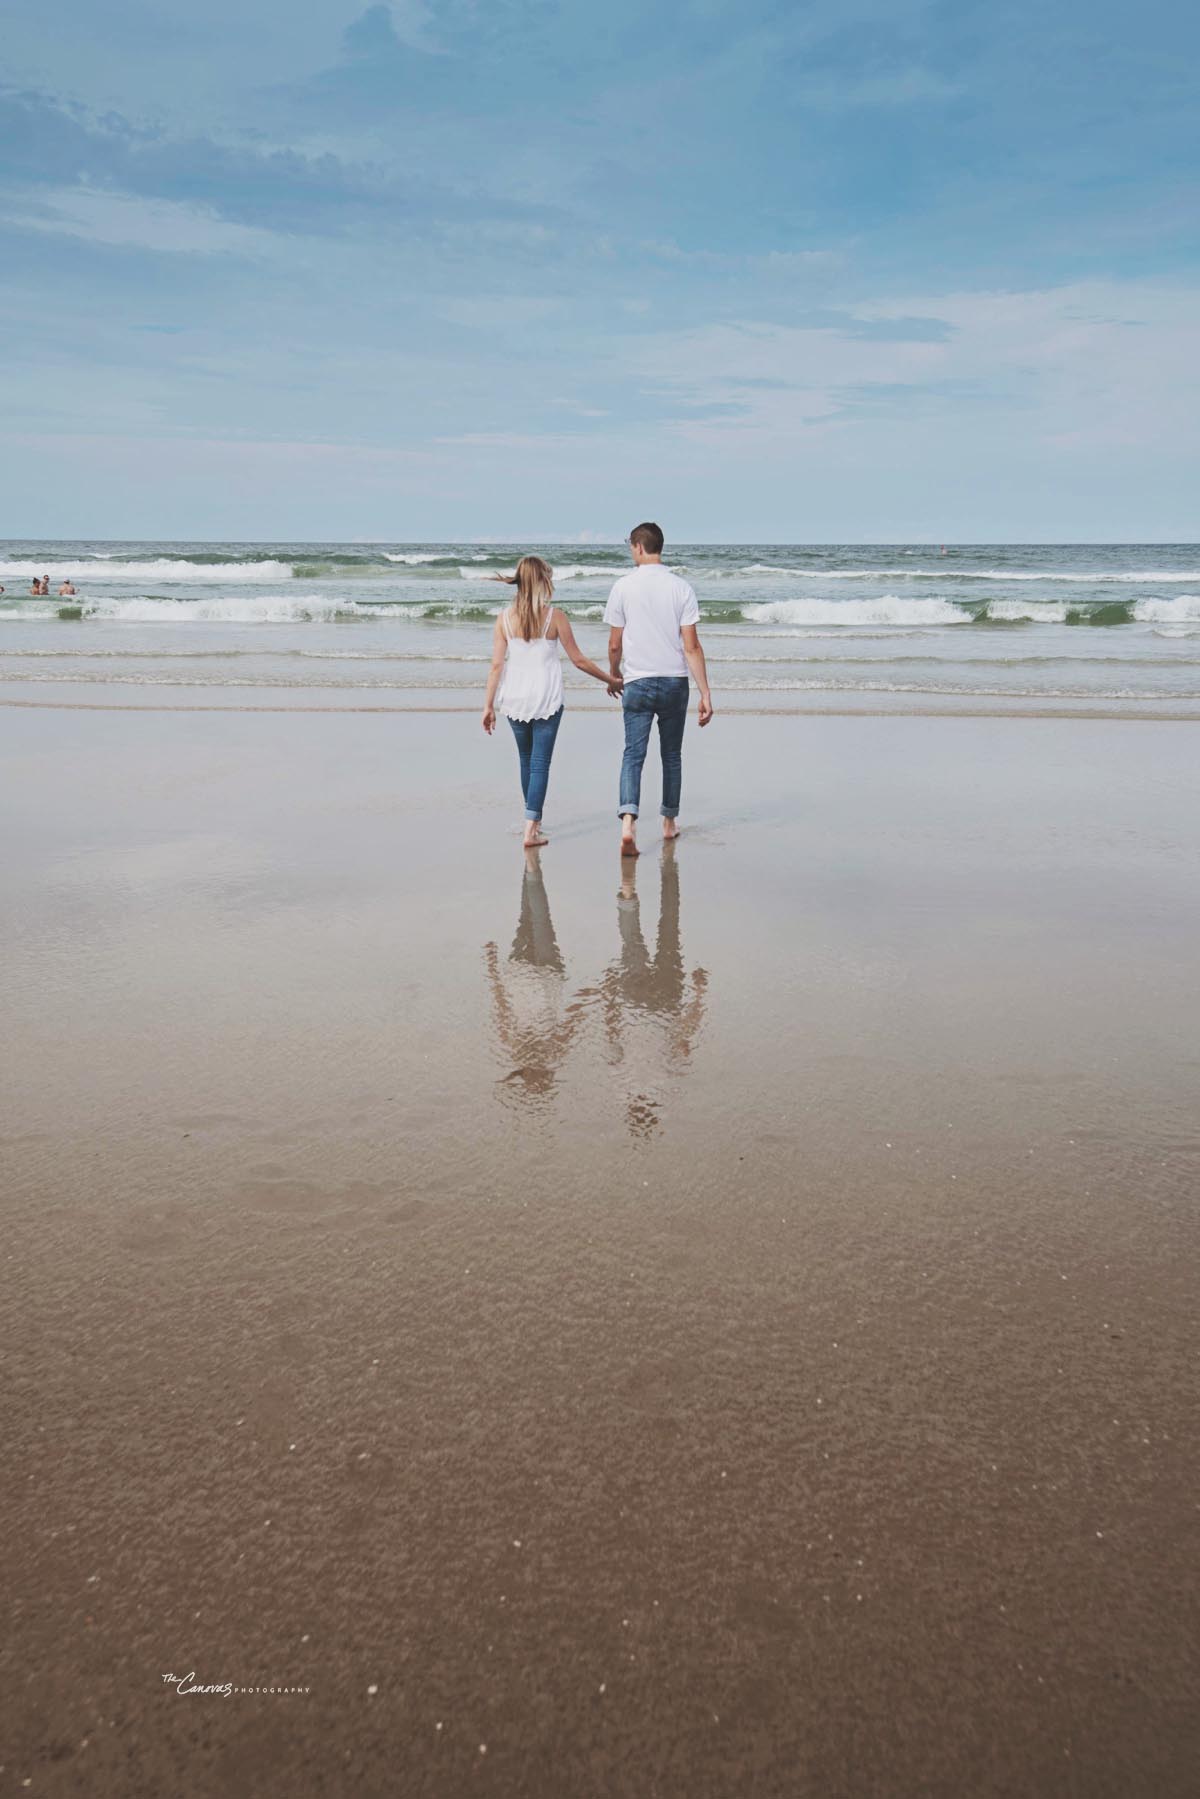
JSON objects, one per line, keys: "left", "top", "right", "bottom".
{"left": 740, "top": 564, "right": 1200, "bottom": 583}
{"left": 745, "top": 597, "right": 971, "bottom": 627}
{"left": 458, "top": 562, "right": 609, "bottom": 582}
{"left": 0, "top": 558, "right": 293, "bottom": 583}
{"left": 1132, "top": 595, "right": 1200, "bottom": 623}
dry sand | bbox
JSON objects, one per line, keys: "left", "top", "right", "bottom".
{"left": 2, "top": 705, "right": 1198, "bottom": 1796}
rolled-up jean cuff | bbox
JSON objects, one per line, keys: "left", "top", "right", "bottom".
{"left": 660, "top": 806, "right": 679, "bottom": 818}
{"left": 618, "top": 804, "right": 640, "bottom": 819}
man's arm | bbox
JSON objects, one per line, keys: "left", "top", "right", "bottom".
{"left": 608, "top": 626, "right": 624, "bottom": 681}
{"left": 682, "top": 624, "right": 713, "bottom": 725}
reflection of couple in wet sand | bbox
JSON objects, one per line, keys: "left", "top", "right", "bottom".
{"left": 484, "top": 847, "right": 708, "bottom": 1137}
{"left": 482, "top": 522, "right": 714, "bottom": 856}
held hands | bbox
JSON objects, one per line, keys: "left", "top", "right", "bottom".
{"left": 606, "top": 677, "right": 624, "bottom": 699}
{"left": 482, "top": 706, "right": 496, "bottom": 734}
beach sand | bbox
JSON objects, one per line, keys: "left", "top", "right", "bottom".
{"left": 2, "top": 705, "right": 1197, "bottom": 1796}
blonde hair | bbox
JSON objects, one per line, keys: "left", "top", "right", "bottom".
{"left": 501, "top": 555, "right": 554, "bottom": 640}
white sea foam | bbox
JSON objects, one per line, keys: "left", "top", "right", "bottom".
{"left": 9, "top": 595, "right": 516, "bottom": 624}
{"left": 705, "top": 626, "right": 931, "bottom": 639}
{"left": 383, "top": 552, "right": 459, "bottom": 564}
{"left": 740, "top": 564, "right": 1200, "bottom": 583}
{"left": 459, "top": 562, "right": 609, "bottom": 582}
{"left": 1132, "top": 595, "right": 1200, "bottom": 622}
{"left": 984, "top": 599, "right": 1070, "bottom": 622}
{"left": 69, "top": 595, "right": 364, "bottom": 623}
{"left": 744, "top": 596, "right": 970, "bottom": 627}
{"left": 0, "top": 558, "right": 293, "bottom": 582}
{"left": 996, "top": 570, "right": 1200, "bottom": 584}
{"left": 742, "top": 565, "right": 901, "bottom": 578}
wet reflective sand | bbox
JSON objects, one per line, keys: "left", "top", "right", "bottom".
{"left": 486, "top": 849, "right": 708, "bottom": 1136}
{"left": 2, "top": 707, "right": 1198, "bottom": 1796}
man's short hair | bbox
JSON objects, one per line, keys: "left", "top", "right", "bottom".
{"left": 629, "top": 521, "right": 664, "bottom": 555}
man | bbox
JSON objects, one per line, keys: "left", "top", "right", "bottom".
{"left": 604, "top": 522, "right": 713, "bottom": 857}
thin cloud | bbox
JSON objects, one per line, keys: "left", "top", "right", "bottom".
{"left": 3, "top": 186, "right": 276, "bottom": 257}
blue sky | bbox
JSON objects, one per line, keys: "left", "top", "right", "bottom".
{"left": 2, "top": 0, "right": 1197, "bottom": 540}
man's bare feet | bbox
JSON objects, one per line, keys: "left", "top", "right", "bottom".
{"left": 523, "top": 823, "right": 549, "bottom": 847}
{"left": 662, "top": 819, "right": 680, "bottom": 840}
{"left": 620, "top": 815, "right": 639, "bottom": 858}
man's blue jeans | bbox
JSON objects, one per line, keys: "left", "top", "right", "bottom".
{"left": 508, "top": 707, "right": 563, "bottom": 820}
{"left": 619, "top": 677, "right": 689, "bottom": 819}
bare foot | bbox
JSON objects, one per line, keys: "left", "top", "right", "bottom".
{"left": 523, "top": 824, "right": 549, "bottom": 847}
{"left": 620, "top": 814, "right": 638, "bottom": 857}
{"left": 662, "top": 820, "right": 680, "bottom": 840}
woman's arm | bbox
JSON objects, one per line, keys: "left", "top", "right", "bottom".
{"left": 482, "top": 615, "right": 507, "bottom": 732}
{"left": 553, "top": 610, "right": 623, "bottom": 696}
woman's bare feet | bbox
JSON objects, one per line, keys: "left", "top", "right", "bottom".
{"left": 662, "top": 819, "right": 680, "bottom": 841}
{"left": 523, "top": 822, "right": 549, "bottom": 847}
{"left": 620, "top": 815, "right": 639, "bottom": 857}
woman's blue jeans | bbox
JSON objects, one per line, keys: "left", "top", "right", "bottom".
{"left": 619, "top": 676, "right": 689, "bottom": 818}
{"left": 508, "top": 707, "right": 563, "bottom": 820}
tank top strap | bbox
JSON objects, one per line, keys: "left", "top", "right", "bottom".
{"left": 500, "top": 607, "right": 513, "bottom": 640}
{"left": 542, "top": 606, "right": 555, "bottom": 638}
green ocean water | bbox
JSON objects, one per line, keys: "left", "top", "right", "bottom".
{"left": 3, "top": 542, "right": 1199, "bottom": 706}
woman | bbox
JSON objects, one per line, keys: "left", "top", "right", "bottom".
{"left": 483, "top": 851, "right": 585, "bottom": 1108}
{"left": 482, "top": 556, "right": 621, "bottom": 847}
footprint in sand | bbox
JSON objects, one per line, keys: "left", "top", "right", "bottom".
{"left": 236, "top": 1172, "right": 411, "bottom": 1227}
{"left": 239, "top": 1178, "right": 343, "bottom": 1218}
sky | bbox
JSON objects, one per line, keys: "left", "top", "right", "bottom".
{"left": 2, "top": 0, "right": 1198, "bottom": 541}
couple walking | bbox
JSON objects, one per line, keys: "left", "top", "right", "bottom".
{"left": 481, "top": 523, "right": 714, "bottom": 855}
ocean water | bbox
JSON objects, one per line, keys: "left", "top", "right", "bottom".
{"left": 3, "top": 541, "right": 1200, "bottom": 713}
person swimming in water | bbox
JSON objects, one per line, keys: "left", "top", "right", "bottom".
{"left": 58, "top": 581, "right": 77, "bottom": 597}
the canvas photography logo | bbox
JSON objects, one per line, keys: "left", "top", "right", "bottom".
{"left": 161, "top": 1672, "right": 312, "bottom": 1698}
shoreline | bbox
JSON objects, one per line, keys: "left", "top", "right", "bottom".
{"left": 5, "top": 694, "right": 1200, "bottom": 721}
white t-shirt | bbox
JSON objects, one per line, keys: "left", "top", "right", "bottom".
{"left": 603, "top": 564, "right": 700, "bottom": 683}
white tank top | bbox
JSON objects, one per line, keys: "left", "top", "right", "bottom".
{"left": 497, "top": 606, "right": 565, "bottom": 721}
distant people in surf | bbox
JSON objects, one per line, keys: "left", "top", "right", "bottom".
{"left": 58, "top": 580, "right": 77, "bottom": 597}
{"left": 482, "top": 555, "right": 622, "bottom": 849}
{"left": 481, "top": 525, "right": 714, "bottom": 853}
